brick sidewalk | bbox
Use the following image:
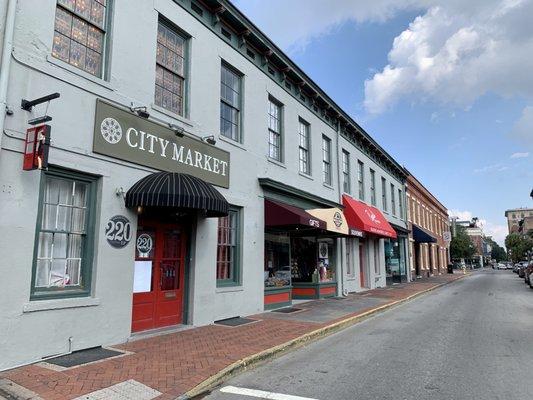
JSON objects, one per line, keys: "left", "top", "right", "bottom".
{"left": 0, "top": 274, "right": 465, "bottom": 400}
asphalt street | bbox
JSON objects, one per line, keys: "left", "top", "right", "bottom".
{"left": 204, "top": 270, "right": 533, "bottom": 400}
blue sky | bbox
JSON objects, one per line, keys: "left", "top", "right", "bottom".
{"left": 233, "top": 0, "right": 533, "bottom": 245}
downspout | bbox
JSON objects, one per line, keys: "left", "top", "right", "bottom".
{"left": 0, "top": 0, "right": 17, "bottom": 156}
{"left": 335, "top": 121, "right": 345, "bottom": 296}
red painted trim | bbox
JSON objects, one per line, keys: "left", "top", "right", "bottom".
{"left": 264, "top": 292, "right": 290, "bottom": 304}
{"left": 292, "top": 287, "right": 316, "bottom": 296}
{"left": 320, "top": 286, "right": 336, "bottom": 295}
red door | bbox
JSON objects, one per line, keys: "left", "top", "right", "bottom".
{"left": 132, "top": 219, "right": 186, "bottom": 333}
{"left": 359, "top": 243, "right": 366, "bottom": 288}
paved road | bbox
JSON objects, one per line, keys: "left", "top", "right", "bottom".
{"left": 204, "top": 270, "right": 533, "bottom": 400}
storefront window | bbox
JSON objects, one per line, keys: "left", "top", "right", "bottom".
{"left": 385, "top": 237, "right": 406, "bottom": 282}
{"left": 291, "top": 237, "right": 335, "bottom": 283}
{"left": 264, "top": 232, "right": 291, "bottom": 287}
{"left": 216, "top": 208, "right": 241, "bottom": 286}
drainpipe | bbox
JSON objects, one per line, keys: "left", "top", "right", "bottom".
{"left": 0, "top": 0, "right": 17, "bottom": 156}
{"left": 335, "top": 121, "right": 345, "bottom": 296}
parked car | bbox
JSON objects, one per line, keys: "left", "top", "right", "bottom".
{"left": 524, "top": 262, "right": 533, "bottom": 285}
{"left": 496, "top": 263, "right": 507, "bottom": 270}
{"left": 518, "top": 264, "right": 528, "bottom": 278}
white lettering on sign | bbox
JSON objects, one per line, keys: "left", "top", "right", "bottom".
{"left": 309, "top": 219, "right": 320, "bottom": 227}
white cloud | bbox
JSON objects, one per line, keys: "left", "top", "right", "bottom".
{"left": 232, "top": 0, "right": 430, "bottom": 54}
{"left": 509, "top": 105, "right": 533, "bottom": 148}
{"left": 473, "top": 164, "right": 509, "bottom": 173}
{"left": 233, "top": 0, "right": 533, "bottom": 119}
{"left": 510, "top": 151, "right": 530, "bottom": 158}
{"left": 364, "top": 1, "right": 533, "bottom": 114}
{"left": 449, "top": 209, "right": 473, "bottom": 221}
{"left": 449, "top": 210, "right": 507, "bottom": 245}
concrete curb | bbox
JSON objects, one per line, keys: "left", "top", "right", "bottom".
{"left": 180, "top": 275, "right": 467, "bottom": 399}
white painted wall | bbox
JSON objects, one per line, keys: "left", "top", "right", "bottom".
{"left": 0, "top": 0, "right": 407, "bottom": 370}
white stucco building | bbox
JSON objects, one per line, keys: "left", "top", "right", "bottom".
{"left": 0, "top": 0, "right": 409, "bottom": 371}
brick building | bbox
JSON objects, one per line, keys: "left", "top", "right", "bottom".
{"left": 405, "top": 172, "right": 450, "bottom": 279}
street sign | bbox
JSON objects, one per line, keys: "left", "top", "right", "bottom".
{"left": 443, "top": 231, "right": 452, "bottom": 242}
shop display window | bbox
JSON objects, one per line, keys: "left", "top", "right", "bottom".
{"left": 290, "top": 237, "right": 335, "bottom": 283}
{"left": 264, "top": 233, "right": 291, "bottom": 287}
{"left": 385, "top": 238, "right": 406, "bottom": 280}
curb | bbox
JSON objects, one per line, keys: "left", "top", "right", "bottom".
{"left": 180, "top": 275, "right": 467, "bottom": 399}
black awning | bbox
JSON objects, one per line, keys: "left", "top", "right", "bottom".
{"left": 412, "top": 224, "right": 437, "bottom": 243}
{"left": 125, "top": 172, "right": 228, "bottom": 217}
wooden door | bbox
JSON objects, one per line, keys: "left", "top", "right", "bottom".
{"left": 132, "top": 220, "right": 186, "bottom": 333}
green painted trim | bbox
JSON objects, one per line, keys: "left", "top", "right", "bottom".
{"left": 30, "top": 167, "right": 98, "bottom": 301}
{"left": 264, "top": 300, "right": 292, "bottom": 311}
{"left": 215, "top": 206, "right": 242, "bottom": 287}
{"left": 259, "top": 178, "right": 341, "bottom": 209}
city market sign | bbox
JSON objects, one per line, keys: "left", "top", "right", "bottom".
{"left": 93, "top": 100, "right": 230, "bottom": 188}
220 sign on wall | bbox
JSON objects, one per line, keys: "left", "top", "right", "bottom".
{"left": 105, "top": 215, "right": 132, "bottom": 248}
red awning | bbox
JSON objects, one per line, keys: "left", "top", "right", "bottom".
{"left": 342, "top": 194, "right": 397, "bottom": 239}
{"left": 265, "top": 199, "right": 327, "bottom": 230}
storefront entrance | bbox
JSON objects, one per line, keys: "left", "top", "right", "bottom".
{"left": 132, "top": 219, "right": 187, "bottom": 332}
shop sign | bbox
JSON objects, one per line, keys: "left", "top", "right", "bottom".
{"left": 318, "top": 242, "right": 329, "bottom": 259}
{"left": 105, "top": 215, "right": 132, "bottom": 248}
{"left": 349, "top": 228, "right": 364, "bottom": 238}
{"left": 93, "top": 100, "right": 230, "bottom": 188}
{"left": 136, "top": 233, "right": 153, "bottom": 258}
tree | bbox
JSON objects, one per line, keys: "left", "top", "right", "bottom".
{"left": 485, "top": 238, "right": 507, "bottom": 262}
{"left": 450, "top": 225, "right": 476, "bottom": 260}
{"left": 505, "top": 233, "right": 533, "bottom": 263}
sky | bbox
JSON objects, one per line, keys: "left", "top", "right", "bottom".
{"left": 232, "top": 0, "right": 533, "bottom": 246}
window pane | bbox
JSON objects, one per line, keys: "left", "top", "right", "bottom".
{"left": 55, "top": 7, "right": 72, "bottom": 36}
{"left": 71, "top": 16, "right": 88, "bottom": 45}
{"left": 75, "top": 0, "right": 91, "bottom": 20}
{"left": 35, "top": 260, "right": 51, "bottom": 287}
{"left": 90, "top": 0, "right": 105, "bottom": 28}
{"left": 69, "top": 40, "right": 87, "bottom": 69}
{"left": 52, "top": 32, "right": 70, "bottom": 62}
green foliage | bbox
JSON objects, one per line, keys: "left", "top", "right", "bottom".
{"left": 505, "top": 233, "right": 533, "bottom": 262}
{"left": 450, "top": 225, "right": 476, "bottom": 260}
{"left": 485, "top": 237, "right": 507, "bottom": 262}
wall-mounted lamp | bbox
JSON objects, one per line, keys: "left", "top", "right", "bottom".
{"left": 169, "top": 123, "right": 184, "bottom": 137}
{"left": 130, "top": 103, "right": 150, "bottom": 119}
{"left": 202, "top": 135, "right": 216, "bottom": 145}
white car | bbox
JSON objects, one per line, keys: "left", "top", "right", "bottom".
{"left": 496, "top": 263, "right": 507, "bottom": 270}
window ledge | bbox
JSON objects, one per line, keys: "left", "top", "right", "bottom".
{"left": 298, "top": 172, "right": 313, "bottom": 181}
{"left": 323, "top": 183, "right": 334, "bottom": 190}
{"left": 150, "top": 103, "right": 194, "bottom": 127}
{"left": 23, "top": 297, "right": 100, "bottom": 313}
{"left": 267, "top": 157, "right": 286, "bottom": 169}
{"left": 216, "top": 286, "right": 244, "bottom": 293}
{"left": 218, "top": 134, "right": 246, "bottom": 150}
{"left": 46, "top": 55, "right": 114, "bottom": 91}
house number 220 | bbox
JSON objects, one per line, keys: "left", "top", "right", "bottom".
{"left": 105, "top": 215, "right": 132, "bottom": 249}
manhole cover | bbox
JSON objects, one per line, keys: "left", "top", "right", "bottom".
{"left": 214, "top": 317, "right": 257, "bottom": 327}
{"left": 47, "top": 347, "right": 124, "bottom": 368}
{"left": 270, "top": 307, "right": 303, "bottom": 314}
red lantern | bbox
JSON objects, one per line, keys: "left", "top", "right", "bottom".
{"left": 23, "top": 124, "right": 50, "bottom": 171}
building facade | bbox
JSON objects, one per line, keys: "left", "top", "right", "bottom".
{"left": 405, "top": 172, "right": 450, "bottom": 279}
{"left": 0, "top": 0, "right": 408, "bottom": 370}
{"left": 505, "top": 208, "right": 533, "bottom": 234}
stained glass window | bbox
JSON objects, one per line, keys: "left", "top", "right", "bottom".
{"left": 155, "top": 21, "right": 186, "bottom": 116}
{"left": 52, "top": 0, "right": 107, "bottom": 77}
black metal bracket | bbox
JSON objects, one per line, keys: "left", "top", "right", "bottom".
{"left": 21, "top": 93, "right": 60, "bottom": 111}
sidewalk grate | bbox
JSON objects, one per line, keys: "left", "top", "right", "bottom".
{"left": 46, "top": 347, "right": 124, "bottom": 368}
{"left": 214, "top": 317, "right": 258, "bottom": 327}
{"left": 270, "top": 307, "right": 303, "bottom": 314}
